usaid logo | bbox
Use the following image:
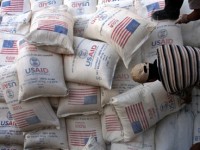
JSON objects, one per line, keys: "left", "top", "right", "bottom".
{"left": 30, "top": 57, "right": 40, "bottom": 67}
{"left": 6, "top": 89, "right": 14, "bottom": 99}
{"left": 7, "top": 111, "right": 13, "bottom": 120}
{"left": 78, "top": 49, "right": 88, "bottom": 59}
{"left": 157, "top": 29, "right": 168, "bottom": 39}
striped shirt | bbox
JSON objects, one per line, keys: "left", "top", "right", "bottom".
{"left": 157, "top": 44, "right": 200, "bottom": 94}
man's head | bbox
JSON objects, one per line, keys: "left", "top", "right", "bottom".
{"left": 131, "top": 63, "right": 149, "bottom": 83}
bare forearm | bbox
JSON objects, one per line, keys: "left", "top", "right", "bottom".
{"left": 187, "top": 9, "right": 200, "bottom": 21}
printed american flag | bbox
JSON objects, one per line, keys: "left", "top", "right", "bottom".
{"left": 146, "top": 1, "right": 165, "bottom": 17}
{"left": 37, "top": 20, "right": 68, "bottom": 35}
{"left": 12, "top": 109, "right": 41, "bottom": 128}
{"left": 1, "top": 0, "right": 24, "bottom": 12}
{"left": 68, "top": 88, "right": 98, "bottom": 105}
{"left": 69, "top": 130, "right": 97, "bottom": 146}
{"left": 1, "top": 40, "right": 18, "bottom": 55}
{"left": 111, "top": 17, "right": 140, "bottom": 49}
{"left": 105, "top": 114, "right": 121, "bottom": 132}
{"left": 125, "top": 102, "right": 149, "bottom": 134}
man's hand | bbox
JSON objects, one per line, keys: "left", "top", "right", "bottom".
{"left": 175, "top": 14, "right": 189, "bottom": 24}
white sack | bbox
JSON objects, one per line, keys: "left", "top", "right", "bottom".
{"left": 0, "top": 0, "right": 31, "bottom": 14}
{"left": 180, "top": 0, "right": 200, "bottom": 47}
{"left": 66, "top": 114, "right": 105, "bottom": 150}
{"left": 191, "top": 87, "right": 200, "bottom": 116}
{"left": 74, "top": 14, "right": 94, "bottom": 37}
{"left": 0, "top": 11, "right": 31, "bottom": 35}
{"left": 111, "top": 127, "right": 155, "bottom": 150}
{"left": 82, "top": 136, "right": 105, "bottom": 150}
{"left": 193, "top": 113, "right": 200, "bottom": 144}
{"left": 111, "top": 81, "right": 184, "bottom": 141}
{"left": 174, "top": 108, "right": 193, "bottom": 150}
{"left": 97, "top": 0, "right": 136, "bottom": 12}
{"left": 0, "top": 87, "right": 4, "bottom": 102}
{"left": 83, "top": 6, "right": 156, "bottom": 68}
{"left": 64, "top": 0, "right": 97, "bottom": 16}
{"left": 17, "top": 39, "right": 68, "bottom": 101}
{"left": 101, "top": 105, "right": 123, "bottom": 143}
{"left": 155, "top": 108, "right": 194, "bottom": 150}
{"left": 0, "top": 33, "right": 23, "bottom": 67}
{"left": 101, "top": 60, "right": 139, "bottom": 107}
{"left": 0, "top": 103, "right": 23, "bottom": 145}
{"left": 24, "top": 119, "right": 69, "bottom": 150}
{"left": 25, "top": 5, "right": 74, "bottom": 54}
{"left": 30, "top": 0, "right": 63, "bottom": 12}
{"left": 64, "top": 36, "right": 119, "bottom": 89}
{"left": 141, "top": 21, "right": 183, "bottom": 63}
{"left": 155, "top": 112, "right": 177, "bottom": 150}
{"left": 98, "top": 0, "right": 125, "bottom": 5}
{"left": 57, "top": 83, "right": 101, "bottom": 117}
{"left": 0, "top": 64, "right": 60, "bottom": 131}
{"left": 0, "top": 144, "right": 23, "bottom": 150}
{"left": 135, "top": 0, "right": 165, "bottom": 19}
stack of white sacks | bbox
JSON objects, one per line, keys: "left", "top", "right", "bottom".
{"left": 0, "top": 0, "right": 199, "bottom": 149}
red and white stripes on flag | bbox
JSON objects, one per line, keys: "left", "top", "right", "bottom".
{"left": 125, "top": 102, "right": 149, "bottom": 134}
{"left": 1, "top": 40, "right": 18, "bottom": 55}
{"left": 105, "top": 114, "right": 121, "bottom": 132}
{"left": 1, "top": 0, "right": 24, "bottom": 12}
{"left": 68, "top": 87, "right": 98, "bottom": 105}
{"left": 37, "top": 20, "right": 68, "bottom": 34}
{"left": 111, "top": 17, "right": 140, "bottom": 49}
{"left": 69, "top": 130, "right": 97, "bottom": 146}
{"left": 146, "top": 1, "right": 165, "bottom": 17}
{"left": 12, "top": 109, "right": 40, "bottom": 128}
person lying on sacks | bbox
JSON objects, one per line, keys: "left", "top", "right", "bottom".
{"left": 151, "top": 0, "right": 200, "bottom": 24}
{"left": 131, "top": 44, "right": 200, "bottom": 104}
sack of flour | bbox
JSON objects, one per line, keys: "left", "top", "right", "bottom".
{"left": 0, "top": 11, "right": 31, "bottom": 35}
{"left": 0, "top": 64, "right": 60, "bottom": 131}
{"left": 25, "top": 5, "right": 74, "bottom": 54}
{"left": 64, "top": 0, "right": 97, "bottom": 16}
{"left": 97, "top": 0, "right": 136, "bottom": 12}
{"left": 174, "top": 108, "right": 193, "bottom": 150}
{"left": 0, "top": 33, "right": 23, "bottom": 67}
{"left": 135, "top": 0, "right": 165, "bottom": 19}
{"left": 0, "top": 0, "right": 31, "bottom": 14}
{"left": 0, "top": 144, "right": 23, "bottom": 150}
{"left": 97, "top": 0, "right": 125, "bottom": 5}
{"left": 64, "top": 36, "right": 119, "bottom": 89}
{"left": 57, "top": 83, "right": 101, "bottom": 117}
{"left": 66, "top": 114, "right": 105, "bottom": 150}
{"left": 111, "top": 127, "right": 155, "bottom": 150}
{"left": 0, "top": 88, "right": 4, "bottom": 102}
{"left": 74, "top": 14, "right": 94, "bottom": 37}
{"left": 141, "top": 21, "right": 183, "bottom": 62}
{"left": 101, "top": 60, "right": 139, "bottom": 107}
{"left": 101, "top": 105, "right": 123, "bottom": 143}
{"left": 17, "top": 39, "right": 68, "bottom": 101}
{"left": 83, "top": 6, "right": 156, "bottom": 68}
{"left": 0, "top": 103, "right": 23, "bottom": 145}
{"left": 24, "top": 119, "right": 69, "bottom": 149}
{"left": 193, "top": 113, "right": 200, "bottom": 144}
{"left": 111, "top": 81, "right": 184, "bottom": 141}
{"left": 82, "top": 136, "right": 105, "bottom": 150}
{"left": 191, "top": 87, "right": 200, "bottom": 115}
{"left": 155, "top": 108, "right": 193, "bottom": 150}
{"left": 30, "top": 0, "right": 63, "bottom": 12}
